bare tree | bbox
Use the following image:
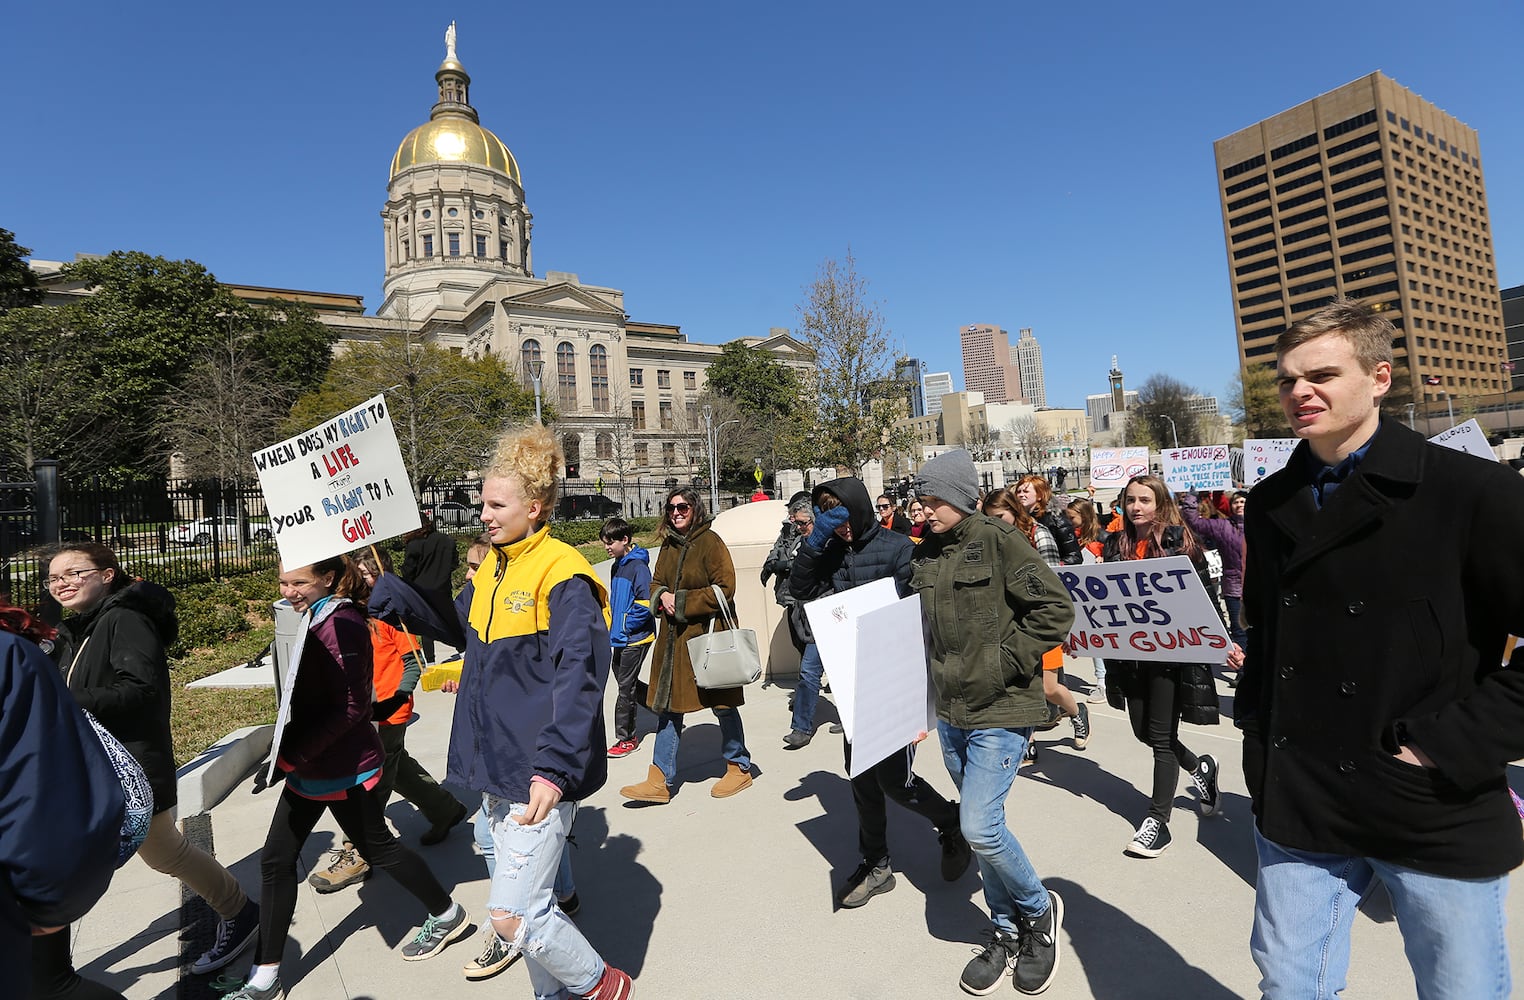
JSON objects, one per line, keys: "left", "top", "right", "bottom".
{"left": 1006, "top": 416, "right": 1056, "bottom": 472}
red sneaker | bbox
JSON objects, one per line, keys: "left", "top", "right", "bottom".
{"left": 606, "top": 739, "right": 638, "bottom": 758}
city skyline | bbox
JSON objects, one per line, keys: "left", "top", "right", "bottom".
{"left": 3, "top": 1, "right": 1519, "bottom": 410}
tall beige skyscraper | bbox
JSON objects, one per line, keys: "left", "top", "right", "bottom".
{"left": 1214, "top": 72, "right": 1506, "bottom": 405}
{"left": 960, "top": 324, "right": 1022, "bottom": 404}
{"left": 1014, "top": 327, "right": 1046, "bottom": 407}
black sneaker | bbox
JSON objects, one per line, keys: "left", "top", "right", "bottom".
{"left": 782, "top": 729, "right": 813, "bottom": 750}
{"left": 939, "top": 829, "right": 972, "bottom": 882}
{"left": 1124, "top": 818, "right": 1172, "bottom": 858}
{"left": 837, "top": 861, "right": 895, "bottom": 908}
{"left": 558, "top": 891, "right": 580, "bottom": 917}
{"left": 1070, "top": 704, "right": 1090, "bottom": 751}
{"left": 1191, "top": 754, "right": 1220, "bottom": 817}
{"left": 400, "top": 904, "right": 470, "bottom": 961}
{"left": 191, "top": 898, "right": 259, "bottom": 974}
{"left": 1022, "top": 741, "right": 1039, "bottom": 767}
{"left": 959, "top": 929, "right": 1019, "bottom": 995}
{"left": 1035, "top": 703, "right": 1063, "bottom": 731}
{"left": 1013, "top": 890, "right": 1063, "bottom": 995}
{"left": 420, "top": 799, "right": 469, "bottom": 846}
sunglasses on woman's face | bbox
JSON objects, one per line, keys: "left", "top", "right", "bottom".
{"left": 665, "top": 502, "right": 692, "bottom": 514}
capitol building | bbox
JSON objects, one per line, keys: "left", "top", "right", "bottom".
{"left": 38, "top": 25, "right": 812, "bottom": 490}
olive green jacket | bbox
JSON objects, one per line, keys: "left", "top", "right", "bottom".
{"left": 911, "top": 512, "right": 1075, "bottom": 729}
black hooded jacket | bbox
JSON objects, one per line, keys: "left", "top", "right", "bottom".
{"left": 54, "top": 581, "right": 179, "bottom": 812}
{"left": 788, "top": 477, "right": 915, "bottom": 642}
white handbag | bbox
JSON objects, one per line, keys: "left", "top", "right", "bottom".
{"left": 687, "top": 585, "right": 762, "bottom": 689}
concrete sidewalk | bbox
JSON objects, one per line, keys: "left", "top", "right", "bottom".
{"left": 70, "top": 667, "right": 1521, "bottom": 1000}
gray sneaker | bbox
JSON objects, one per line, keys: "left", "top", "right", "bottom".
{"left": 837, "top": 861, "right": 895, "bottom": 908}
{"left": 221, "top": 980, "right": 283, "bottom": 1000}
{"left": 462, "top": 927, "right": 519, "bottom": 980}
{"left": 401, "top": 904, "right": 470, "bottom": 961}
{"left": 190, "top": 899, "right": 259, "bottom": 975}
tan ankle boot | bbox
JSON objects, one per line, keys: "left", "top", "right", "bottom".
{"left": 711, "top": 762, "right": 753, "bottom": 798}
{"left": 619, "top": 765, "right": 670, "bottom": 803}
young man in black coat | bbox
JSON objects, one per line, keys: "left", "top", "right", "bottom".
{"left": 788, "top": 476, "right": 970, "bottom": 909}
{"left": 1240, "top": 298, "right": 1524, "bottom": 999}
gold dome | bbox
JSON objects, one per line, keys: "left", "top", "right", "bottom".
{"left": 390, "top": 117, "right": 521, "bottom": 184}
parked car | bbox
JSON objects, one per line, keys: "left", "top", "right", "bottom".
{"left": 170, "top": 516, "right": 272, "bottom": 546}
{"left": 555, "top": 493, "right": 622, "bottom": 522}
{"left": 425, "top": 501, "right": 480, "bottom": 529}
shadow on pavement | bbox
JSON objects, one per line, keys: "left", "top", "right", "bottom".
{"left": 1047, "top": 877, "right": 1242, "bottom": 1000}
{"left": 568, "top": 807, "right": 661, "bottom": 976}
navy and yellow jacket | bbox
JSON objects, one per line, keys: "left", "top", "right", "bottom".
{"left": 608, "top": 545, "right": 655, "bottom": 649}
{"left": 445, "top": 525, "right": 613, "bottom": 802}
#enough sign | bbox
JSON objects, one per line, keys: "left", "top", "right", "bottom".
{"left": 1058, "top": 556, "right": 1231, "bottom": 664}
{"left": 1161, "top": 445, "right": 1233, "bottom": 492}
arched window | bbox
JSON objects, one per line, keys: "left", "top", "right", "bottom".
{"left": 519, "top": 338, "right": 542, "bottom": 390}
{"left": 595, "top": 432, "right": 613, "bottom": 460}
{"left": 556, "top": 342, "right": 577, "bottom": 411}
{"left": 589, "top": 344, "right": 610, "bottom": 413}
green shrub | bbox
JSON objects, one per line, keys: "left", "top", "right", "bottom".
{"left": 170, "top": 579, "right": 253, "bottom": 657}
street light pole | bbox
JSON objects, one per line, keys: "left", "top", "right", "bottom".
{"left": 528, "top": 359, "right": 545, "bottom": 425}
{"left": 1445, "top": 393, "right": 1455, "bottom": 429}
{"left": 1163, "top": 415, "right": 1179, "bottom": 449}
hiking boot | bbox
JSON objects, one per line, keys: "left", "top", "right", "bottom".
{"left": 220, "top": 979, "right": 283, "bottom": 1000}
{"left": 308, "top": 842, "right": 369, "bottom": 893}
{"left": 400, "top": 903, "right": 470, "bottom": 961}
{"left": 959, "top": 929, "right": 1019, "bottom": 995}
{"left": 711, "top": 762, "right": 753, "bottom": 798}
{"left": 782, "top": 729, "right": 812, "bottom": 750}
{"left": 420, "top": 799, "right": 469, "bottom": 846}
{"left": 1191, "top": 754, "right": 1220, "bottom": 817}
{"left": 578, "top": 965, "right": 633, "bottom": 1000}
{"left": 619, "top": 765, "right": 671, "bottom": 804}
{"left": 1013, "top": 889, "right": 1063, "bottom": 994}
{"left": 1124, "top": 818, "right": 1172, "bottom": 858}
{"left": 939, "top": 829, "right": 972, "bottom": 882}
{"left": 837, "top": 861, "right": 895, "bottom": 908}
{"left": 606, "top": 738, "right": 638, "bottom": 758}
{"left": 1070, "top": 703, "right": 1090, "bottom": 751}
{"left": 191, "top": 898, "right": 259, "bottom": 975}
{"left": 462, "top": 927, "right": 519, "bottom": 980}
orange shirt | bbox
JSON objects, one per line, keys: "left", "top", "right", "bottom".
{"left": 369, "top": 618, "right": 422, "bottom": 727}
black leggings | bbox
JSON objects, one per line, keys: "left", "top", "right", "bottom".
{"left": 844, "top": 739, "right": 960, "bottom": 867}
{"left": 1125, "top": 664, "right": 1200, "bottom": 824}
{"left": 258, "top": 783, "right": 451, "bottom": 965}
{"left": 29, "top": 929, "right": 125, "bottom": 1000}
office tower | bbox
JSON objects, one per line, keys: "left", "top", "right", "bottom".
{"left": 1014, "top": 327, "right": 1046, "bottom": 407}
{"left": 923, "top": 371, "right": 954, "bottom": 416}
{"left": 959, "top": 324, "right": 1022, "bottom": 404}
{"left": 1214, "top": 72, "right": 1506, "bottom": 406}
{"left": 894, "top": 357, "right": 926, "bottom": 417}
{"left": 1504, "top": 285, "right": 1523, "bottom": 392}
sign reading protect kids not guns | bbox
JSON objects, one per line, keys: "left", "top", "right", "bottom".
{"left": 252, "top": 394, "right": 421, "bottom": 571}
{"left": 1058, "top": 556, "right": 1232, "bottom": 665}
{"left": 1090, "top": 447, "right": 1149, "bottom": 489}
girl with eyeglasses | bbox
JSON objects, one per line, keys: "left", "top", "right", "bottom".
{"left": 39, "top": 543, "right": 258, "bottom": 996}
{"left": 620, "top": 487, "right": 754, "bottom": 803}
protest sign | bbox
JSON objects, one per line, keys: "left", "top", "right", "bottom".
{"left": 1243, "top": 438, "right": 1300, "bottom": 487}
{"left": 252, "top": 394, "right": 421, "bottom": 570}
{"left": 1057, "top": 555, "right": 1232, "bottom": 664}
{"left": 843, "top": 596, "right": 934, "bottom": 778}
{"left": 1090, "top": 447, "right": 1149, "bottom": 490}
{"left": 1161, "top": 445, "right": 1233, "bottom": 492}
{"left": 804, "top": 577, "right": 900, "bottom": 741}
{"left": 266, "top": 610, "right": 310, "bottom": 784}
{"left": 1429, "top": 419, "right": 1493, "bottom": 459}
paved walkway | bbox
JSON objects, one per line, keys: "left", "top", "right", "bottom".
{"left": 69, "top": 665, "right": 1522, "bottom": 999}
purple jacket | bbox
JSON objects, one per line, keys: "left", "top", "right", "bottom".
{"left": 278, "top": 600, "right": 383, "bottom": 781}
{"left": 1180, "top": 494, "right": 1245, "bottom": 598}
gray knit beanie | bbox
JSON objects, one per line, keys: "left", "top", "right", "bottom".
{"left": 914, "top": 449, "right": 981, "bottom": 515}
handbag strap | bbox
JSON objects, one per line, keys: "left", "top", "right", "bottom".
{"left": 709, "top": 584, "right": 738, "bottom": 633}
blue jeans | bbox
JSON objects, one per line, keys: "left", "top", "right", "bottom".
{"left": 475, "top": 800, "right": 575, "bottom": 899}
{"left": 653, "top": 707, "right": 751, "bottom": 784}
{"left": 484, "top": 796, "right": 604, "bottom": 999}
{"left": 791, "top": 643, "right": 825, "bottom": 734}
{"left": 937, "top": 722, "right": 1050, "bottom": 933}
{"left": 1224, "top": 595, "right": 1247, "bottom": 651}
{"left": 1251, "top": 828, "right": 1510, "bottom": 999}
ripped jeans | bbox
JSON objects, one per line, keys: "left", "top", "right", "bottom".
{"left": 484, "top": 794, "right": 605, "bottom": 999}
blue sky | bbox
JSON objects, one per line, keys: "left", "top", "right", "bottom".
{"left": 4, "top": 1, "right": 1520, "bottom": 410}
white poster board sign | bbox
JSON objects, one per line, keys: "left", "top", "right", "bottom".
{"left": 1161, "top": 445, "right": 1233, "bottom": 492}
{"left": 803, "top": 577, "right": 899, "bottom": 742}
{"left": 1090, "top": 447, "right": 1150, "bottom": 490}
{"left": 252, "top": 394, "right": 421, "bottom": 570}
{"left": 1057, "top": 556, "right": 1232, "bottom": 665}
{"left": 842, "top": 596, "right": 934, "bottom": 778}
{"left": 266, "top": 612, "right": 311, "bottom": 783}
{"left": 1244, "top": 438, "right": 1300, "bottom": 487}
{"left": 1429, "top": 419, "right": 1493, "bottom": 459}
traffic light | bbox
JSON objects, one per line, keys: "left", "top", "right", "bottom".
{"left": 566, "top": 463, "right": 580, "bottom": 479}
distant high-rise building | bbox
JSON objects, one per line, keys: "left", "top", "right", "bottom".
{"left": 1503, "top": 285, "right": 1524, "bottom": 392}
{"left": 923, "top": 370, "right": 954, "bottom": 416}
{"left": 1014, "top": 327, "right": 1046, "bottom": 407}
{"left": 960, "top": 324, "right": 1022, "bottom": 404}
{"left": 894, "top": 357, "right": 926, "bottom": 417}
{"left": 1214, "top": 71, "right": 1506, "bottom": 406}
